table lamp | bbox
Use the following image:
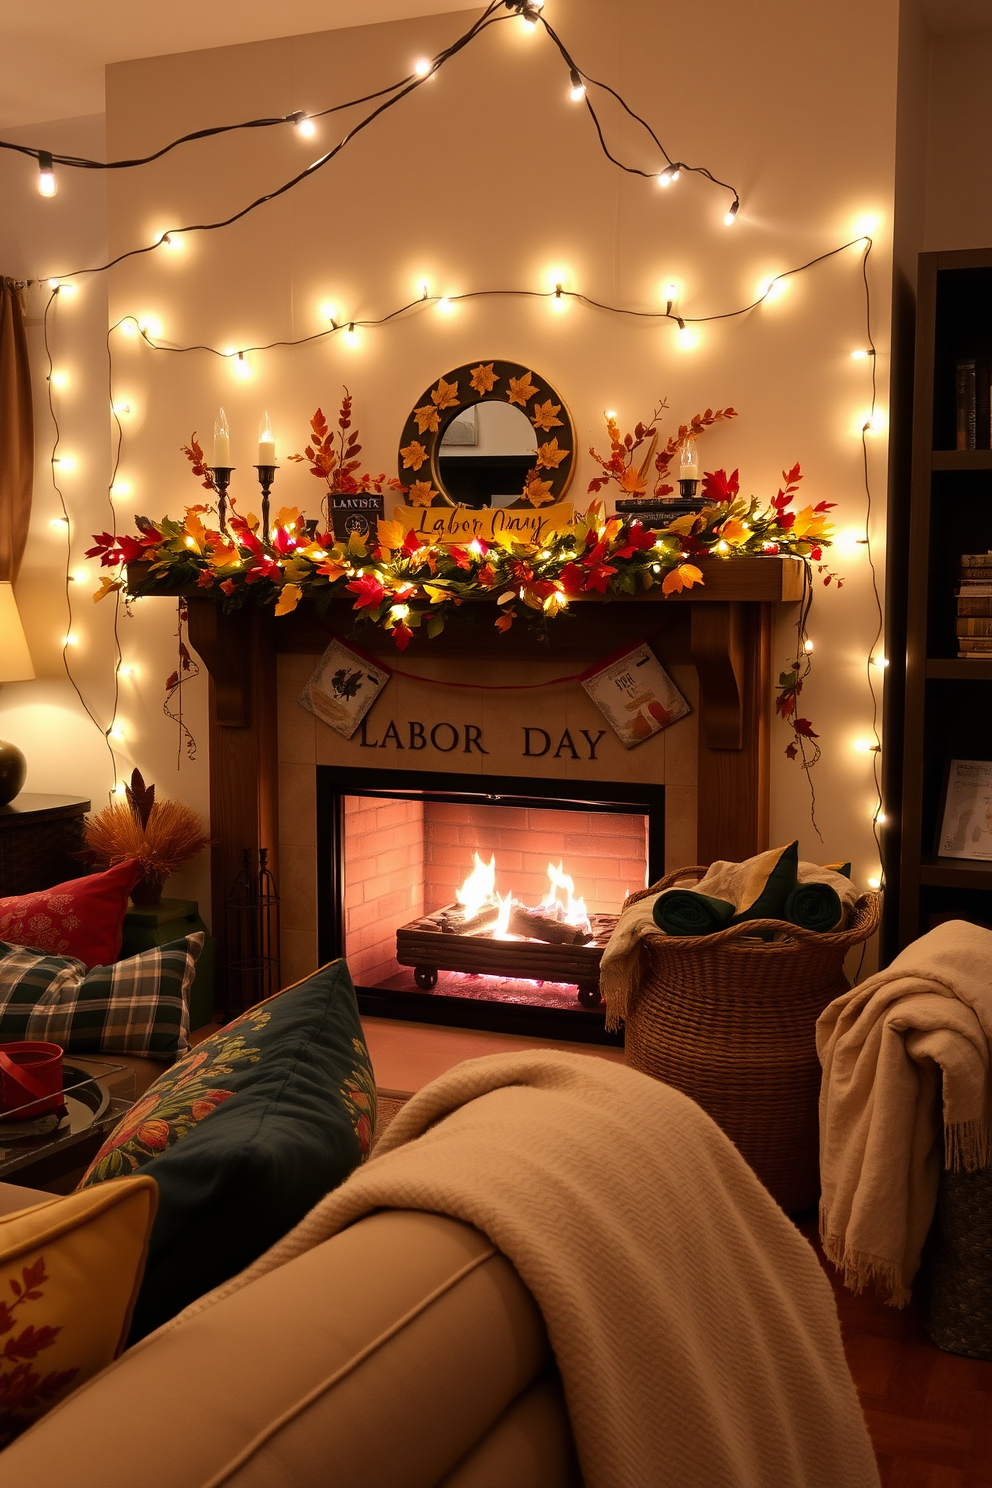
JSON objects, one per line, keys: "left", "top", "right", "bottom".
{"left": 0, "top": 581, "right": 35, "bottom": 806}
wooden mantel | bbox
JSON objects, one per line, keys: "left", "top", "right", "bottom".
{"left": 143, "top": 556, "right": 803, "bottom": 978}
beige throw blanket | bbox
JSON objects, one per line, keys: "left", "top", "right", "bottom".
{"left": 818, "top": 919, "right": 992, "bottom": 1307}
{"left": 601, "top": 858, "right": 859, "bottom": 1029}
{"left": 167, "top": 1051, "right": 878, "bottom": 1488}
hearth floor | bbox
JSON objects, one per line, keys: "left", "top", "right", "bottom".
{"left": 361, "top": 1015, "right": 625, "bottom": 1099}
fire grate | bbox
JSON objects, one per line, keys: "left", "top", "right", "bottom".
{"left": 395, "top": 904, "right": 619, "bottom": 1006}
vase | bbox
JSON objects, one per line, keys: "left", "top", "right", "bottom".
{"left": 0, "top": 741, "right": 26, "bottom": 807}
{"left": 130, "top": 873, "right": 166, "bottom": 908}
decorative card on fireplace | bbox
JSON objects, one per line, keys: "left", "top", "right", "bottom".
{"left": 299, "top": 639, "right": 390, "bottom": 738}
{"left": 580, "top": 642, "right": 690, "bottom": 749}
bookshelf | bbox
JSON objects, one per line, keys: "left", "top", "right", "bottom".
{"left": 896, "top": 249, "right": 992, "bottom": 946}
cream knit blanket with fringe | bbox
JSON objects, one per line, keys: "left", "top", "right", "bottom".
{"left": 167, "top": 1051, "right": 878, "bottom": 1488}
{"left": 601, "top": 858, "right": 859, "bottom": 1029}
{"left": 818, "top": 919, "right": 992, "bottom": 1308}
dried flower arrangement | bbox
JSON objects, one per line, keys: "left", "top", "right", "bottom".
{"left": 83, "top": 770, "right": 211, "bottom": 906}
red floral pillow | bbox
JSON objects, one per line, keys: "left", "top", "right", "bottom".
{"left": 0, "top": 859, "right": 141, "bottom": 968}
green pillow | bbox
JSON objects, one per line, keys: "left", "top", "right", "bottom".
{"left": 729, "top": 841, "right": 799, "bottom": 924}
{"left": 78, "top": 959, "right": 375, "bottom": 1342}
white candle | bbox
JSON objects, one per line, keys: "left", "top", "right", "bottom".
{"left": 257, "top": 411, "right": 276, "bottom": 465}
{"left": 213, "top": 407, "right": 231, "bottom": 467}
{"left": 680, "top": 439, "right": 699, "bottom": 480}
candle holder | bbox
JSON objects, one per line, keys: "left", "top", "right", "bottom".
{"left": 254, "top": 465, "right": 278, "bottom": 545}
{"left": 209, "top": 466, "right": 234, "bottom": 532}
{"left": 679, "top": 478, "right": 700, "bottom": 500}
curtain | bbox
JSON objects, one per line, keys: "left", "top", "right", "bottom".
{"left": 0, "top": 278, "right": 34, "bottom": 584}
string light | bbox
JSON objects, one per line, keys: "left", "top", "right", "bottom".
{"left": 37, "top": 151, "right": 56, "bottom": 196}
{"left": 52, "top": 454, "right": 77, "bottom": 472}
{"left": 344, "top": 323, "right": 361, "bottom": 348}
{"left": 110, "top": 480, "right": 131, "bottom": 496}
{"left": 851, "top": 348, "right": 874, "bottom": 361}
{"left": 414, "top": 59, "right": 433, "bottom": 77}
{"left": 436, "top": 297, "right": 455, "bottom": 315}
{"left": 568, "top": 68, "right": 586, "bottom": 102}
{"left": 871, "top": 654, "right": 888, "bottom": 668}
{"left": 294, "top": 114, "right": 316, "bottom": 138}
{"left": 803, "top": 639, "right": 814, "bottom": 653}
{"left": 49, "top": 370, "right": 69, "bottom": 388}
{"left": 657, "top": 165, "right": 680, "bottom": 186}
{"left": 112, "top": 400, "right": 132, "bottom": 415}
{"left": 159, "top": 231, "right": 184, "bottom": 251}
{"left": 853, "top": 738, "right": 880, "bottom": 754}
{"left": 724, "top": 200, "right": 740, "bottom": 226}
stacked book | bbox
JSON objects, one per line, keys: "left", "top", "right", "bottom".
{"left": 957, "top": 551, "right": 992, "bottom": 656}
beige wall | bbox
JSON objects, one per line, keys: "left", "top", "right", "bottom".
{"left": 5, "top": 0, "right": 911, "bottom": 922}
{"left": 924, "top": 24, "right": 992, "bottom": 251}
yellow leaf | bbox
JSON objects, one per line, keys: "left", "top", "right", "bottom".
{"left": 413, "top": 403, "right": 440, "bottom": 435}
{"left": 664, "top": 514, "right": 697, "bottom": 535}
{"left": 423, "top": 583, "right": 450, "bottom": 604}
{"left": 523, "top": 471, "right": 555, "bottom": 507}
{"left": 619, "top": 465, "right": 648, "bottom": 495}
{"left": 182, "top": 510, "right": 209, "bottom": 554}
{"left": 377, "top": 519, "right": 406, "bottom": 552}
{"left": 346, "top": 531, "right": 368, "bottom": 557}
{"left": 281, "top": 556, "right": 310, "bottom": 583}
{"left": 543, "top": 589, "right": 568, "bottom": 617}
{"left": 717, "top": 517, "right": 748, "bottom": 546}
{"left": 531, "top": 399, "right": 563, "bottom": 432}
{"left": 430, "top": 375, "right": 460, "bottom": 411}
{"left": 400, "top": 439, "right": 429, "bottom": 472}
{"left": 317, "top": 557, "right": 349, "bottom": 582}
{"left": 507, "top": 372, "right": 539, "bottom": 407}
{"left": 93, "top": 575, "right": 124, "bottom": 604}
{"left": 535, "top": 437, "right": 569, "bottom": 471}
{"left": 274, "top": 582, "right": 303, "bottom": 616}
{"left": 272, "top": 506, "right": 303, "bottom": 534}
{"left": 470, "top": 363, "right": 499, "bottom": 395}
{"left": 408, "top": 480, "right": 437, "bottom": 508}
{"left": 662, "top": 562, "right": 704, "bottom": 595}
{"left": 207, "top": 539, "right": 239, "bottom": 568}
{"left": 791, "top": 505, "right": 832, "bottom": 541}
{"left": 490, "top": 528, "right": 521, "bottom": 551}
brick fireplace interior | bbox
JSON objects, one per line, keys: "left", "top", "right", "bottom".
{"left": 314, "top": 768, "right": 664, "bottom": 1040}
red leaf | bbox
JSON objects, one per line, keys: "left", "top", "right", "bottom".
{"left": 346, "top": 574, "right": 386, "bottom": 611}
{"left": 793, "top": 717, "right": 819, "bottom": 738}
{"left": 701, "top": 468, "right": 739, "bottom": 503}
{"left": 785, "top": 742, "right": 798, "bottom": 759}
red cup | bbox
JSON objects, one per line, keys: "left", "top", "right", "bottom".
{"left": 0, "top": 1042, "right": 65, "bottom": 1119}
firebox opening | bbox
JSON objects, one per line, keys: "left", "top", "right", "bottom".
{"left": 316, "top": 767, "right": 664, "bottom": 1042}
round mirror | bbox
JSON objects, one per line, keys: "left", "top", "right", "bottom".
{"left": 397, "top": 360, "right": 575, "bottom": 509}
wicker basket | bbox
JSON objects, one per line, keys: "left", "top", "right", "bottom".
{"left": 622, "top": 867, "right": 881, "bottom": 1214}
{"left": 923, "top": 1166, "right": 992, "bottom": 1359}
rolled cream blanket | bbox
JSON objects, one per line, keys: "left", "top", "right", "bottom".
{"left": 653, "top": 888, "right": 735, "bottom": 936}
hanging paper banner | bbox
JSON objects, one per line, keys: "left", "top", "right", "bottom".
{"left": 580, "top": 641, "right": 691, "bottom": 749}
{"left": 392, "top": 502, "right": 574, "bottom": 547}
{"left": 298, "top": 637, "right": 390, "bottom": 739}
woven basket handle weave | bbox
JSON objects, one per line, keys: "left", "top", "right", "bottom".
{"left": 624, "top": 867, "right": 881, "bottom": 950}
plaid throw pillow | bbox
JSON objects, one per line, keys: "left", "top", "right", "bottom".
{"left": 0, "top": 935, "right": 200, "bottom": 1059}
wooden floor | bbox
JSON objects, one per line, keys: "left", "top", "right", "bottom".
{"left": 362, "top": 1018, "right": 992, "bottom": 1485}
{"left": 798, "top": 1220, "right": 992, "bottom": 1487}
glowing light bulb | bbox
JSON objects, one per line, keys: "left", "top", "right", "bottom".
{"left": 109, "top": 726, "right": 126, "bottom": 743}
{"left": 605, "top": 409, "right": 618, "bottom": 420}
{"left": 520, "top": 15, "right": 537, "bottom": 31}
{"left": 113, "top": 781, "right": 127, "bottom": 797}
{"left": 38, "top": 151, "right": 56, "bottom": 196}
{"left": 568, "top": 68, "right": 586, "bottom": 102}
{"left": 49, "top": 516, "right": 68, "bottom": 528}
{"left": 724, "top": 200, "right": 740, "bottom": 226}
{"left": 49, "top": 370, "right": 69, "bottom": 389}
{"left": 160, "top": 232, "right": 183, "bottom": 251}
{"left": 112, "top": 401, "right": 132, "bottom": 416}
{"left": 851, "top": 349, "right": 872, "bottom": 361}
{"left": 47, "top": 280, "right": 76, "bottom": 297}
{"left": 390, "top": 604, "right": 410, "bottom": 623}
{"left": 853, "top": 213, "right": 880, "bottom": 238}
{"left": 872, "top": 655, "right": 889, "bottom": 669}
{"left": 63, "top": 632, "right": 77, "bottom": 647}
{"left": 657, "top": 165, "right": 680, "bottom": 187}
{"left": 232, "top": 351, "right": 252, "bottom": 379}
{"left": 185, "top": 536, "right": 196, "bottom": 548}
{"left": 551, "top": 284, "right": 567, "bottom": 313}
{"left": 137, "top": 315, "right": 162, "bottom": 338}
{"left": 853, "top": 738, "right": 878, "bottom": 754}
{"left": 414, "top": 58, "right": 432, "bottom": 77}
{"left": 118, "top": 665, "right": 134, "bottom": 679}
{"left": 436, "top": 296, "right": 455, "bottom": 315}
{"left": 71, "top": 566, "right": 88, "bottom": 584}
{"left": 867, "top": 875, "right": 881, "bottom": 890}
{"left": 319, "top": 301, "right": 338, "bottom": 327}
{"left": 119, "top": 319, "right": 137, "bottom": 338}
{"left": 344, "top": 323, "right": 360, "bottom": 348}
{"left": 110, "top": 480, "right": 131, "bottom": 497}
{"left": 875, "top": 811, "right": 887, "bottom": 825}
{"left": 661, "top": 280, "right": 680, "bottom": 305}
{"left": 803, "top": 639, "right": 814, "bottom": 653}
{"left": 716, "top": 540, "right": 730, "bottom": 554}
{"left": 53, "top": 454, "right": 76, "bottom": 473}
{"left": 296, "top": 115, "right": 316, "bottom": 138}
{"left": 676, "top": 324, "right": 699, "bottom": 350}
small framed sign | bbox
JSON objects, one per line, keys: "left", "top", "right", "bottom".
{"left": 580, "top": 641, "right": 691, "bottom": 750}
{"left": 937, "top": 758, "right": 992, "bottom": 860}
{"left": 298, "top": 638, "right": 390, "bottom": 739}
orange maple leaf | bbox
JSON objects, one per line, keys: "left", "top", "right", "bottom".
{"left": 409, "top": 480, "right": 437, "bottom": 508}
{"left": 470, "top": 363, "right": 499, "bottom": 395}
{"left": 507, "top": 372, "right": 539, "bottom": 407}
{"left": 619, "top": 465, "right": 648, "bottom": 495}
{"left": 495, "top": 611, "right": 515, "bottom": 633}
{"left": 531, "top": 399, "right": 563, "bottom": 433}
{"left": 717, "top": 517, "right": 749, "bottom": 546}
{"left": 662, "top": 563, "right": 704, "bottom": 595}
{"left": 431, "top": 376, "right": 460, "bottom": 411}
{"left": 400, "top": 439, "right": 429, "bottom": 471}
{"left": 413, "top": 403, "right": 441, "bottom": 435}
{"left": 535, "top": 437, "right": 569, "bottom": 471}
{"left": 522, "top": 471, "right": 555, "bottom": 507}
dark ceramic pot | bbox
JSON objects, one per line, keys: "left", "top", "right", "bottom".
{"left": 0, "top": 741, "right": 26, "bottom": 807}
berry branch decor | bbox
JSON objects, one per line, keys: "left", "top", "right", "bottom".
{"left": 87, "top": 404, "right": 838, "bottom": 757}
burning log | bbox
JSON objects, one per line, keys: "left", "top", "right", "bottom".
{"left": 509, "top": 904, "right": 592, "bottom": 945}
{"left": 439, "top": 905, "right": 499, "bottom": 935}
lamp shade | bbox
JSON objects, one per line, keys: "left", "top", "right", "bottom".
{"left": 0, "top": 582, "right": 36, "bottom": 682}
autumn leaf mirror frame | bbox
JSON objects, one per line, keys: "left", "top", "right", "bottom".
{"left": 397, "top": 360, "right": 576, "bottom": 510}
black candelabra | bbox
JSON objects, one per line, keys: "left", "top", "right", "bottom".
{"left": 254, "top": 464, "right": 278, "bottom": 544}
{"left": 208, "top": 464, "right": 283, "bottom": 543}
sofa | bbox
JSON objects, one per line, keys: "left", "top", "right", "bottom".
{"left": 0, "top": 1189, "right": 579, "bottom": 1487}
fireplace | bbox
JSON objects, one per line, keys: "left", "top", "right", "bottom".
{"left": 315, "top": 766, "right": 663, "bottom": 1041}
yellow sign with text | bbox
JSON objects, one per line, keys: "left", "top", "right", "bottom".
{"left": 393, "top": 503, "right": 574, "bottom": 547}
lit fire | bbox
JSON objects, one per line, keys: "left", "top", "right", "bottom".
{"left": 453, "top": 855, "right": 590, "bottom": 940}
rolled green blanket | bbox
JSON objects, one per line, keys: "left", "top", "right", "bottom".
{"left": 653, "top": 889, "right": 736, "bottom": 937}
{"left": 783, "top": 881, "right": 843, "bottom": 932}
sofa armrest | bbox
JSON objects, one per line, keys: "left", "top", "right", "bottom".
{"left": 1, "top": 1208, "right": 572, "bottom": 1488}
